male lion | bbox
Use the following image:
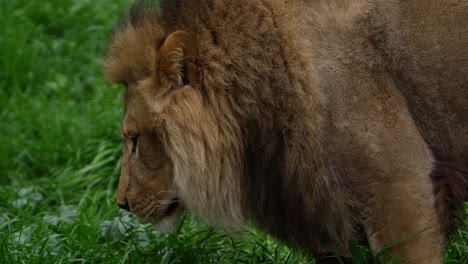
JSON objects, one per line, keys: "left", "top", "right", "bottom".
{"left": 105, "top": 0, "right": 468, "bottom": 262}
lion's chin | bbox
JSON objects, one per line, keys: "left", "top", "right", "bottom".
{"left": 153, "top": 216, "right": 178, "bottom": 233}
{"left": 152, "top": 202, "right": 183, "bottom": 234}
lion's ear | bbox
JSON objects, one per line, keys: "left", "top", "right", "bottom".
{"left": 157, "top": 31, "right": 198, "bottom": 88}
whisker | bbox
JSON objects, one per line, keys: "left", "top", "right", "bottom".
{"left": 155, "top": 190, "right": 177, "bottom": 197}
{"left": 155, "top": 200, "right": 179, "bottom": 208}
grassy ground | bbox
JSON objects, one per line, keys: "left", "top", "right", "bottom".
{"left": 0, "top": 1, "right": 467, "bottom": 263}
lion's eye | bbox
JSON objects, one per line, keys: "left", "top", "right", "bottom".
{"left": 130, "top": 135, "right": 139, "bottom": 154}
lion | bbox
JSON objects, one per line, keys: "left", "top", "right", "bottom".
{"left": 104, "top": 0, "right": 468, "bottom": 263}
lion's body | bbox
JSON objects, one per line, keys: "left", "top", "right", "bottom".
{"left": 105, "top": 0, "right": 468, "bottom": 262}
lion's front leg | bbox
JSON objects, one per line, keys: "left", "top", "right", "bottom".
{"left": 349, "top": 116, "right": 445, "bottom": 263}
{"left": 360, "top": 157, "right": 444, "bottom": 263}
{"left": 337, "top": 133, "right": 444, "bottom": 263}
{"left": 338, "top": 126, "right": 445, "bottom": 262}
{"left": 327, "top": 72, "right": 445, "bottom": 263}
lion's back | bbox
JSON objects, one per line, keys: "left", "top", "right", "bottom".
{"left": 297, "top": 0, "right": 468, "bottom": 160}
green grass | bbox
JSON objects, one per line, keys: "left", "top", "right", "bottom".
{"left": 0, "top": 1, "right": 466, "bottom": 263}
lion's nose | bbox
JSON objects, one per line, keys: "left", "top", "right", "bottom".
{"left": 117, "top": 198, "right": 130, "bottom": 211}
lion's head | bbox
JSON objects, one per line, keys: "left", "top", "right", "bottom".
{"left": 104, "top": 9, "right": 245, "bottom": 231}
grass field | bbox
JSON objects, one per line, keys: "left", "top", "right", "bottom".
{"left": 0, "top": 1, "right": 467, "bottom": 263}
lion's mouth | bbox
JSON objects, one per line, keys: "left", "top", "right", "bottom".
{"left": 163, "top": 199, "right": 179, "bottom": 216}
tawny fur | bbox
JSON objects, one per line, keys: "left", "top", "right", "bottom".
{"left": 105, "top": 0, "right": 468, "bottom": 263}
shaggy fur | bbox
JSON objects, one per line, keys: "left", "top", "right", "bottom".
{"left": 105, "top": 0, "right": 468, "bottom": 263}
